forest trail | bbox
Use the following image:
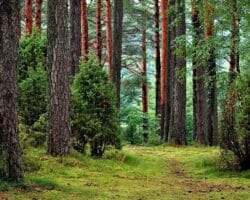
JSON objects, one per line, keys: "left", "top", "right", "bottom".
{"left": 126, "top": 146, "right": 250, "bottom": 200}
{"left": 3, "top": 146, "right": 250, "bottom": 200}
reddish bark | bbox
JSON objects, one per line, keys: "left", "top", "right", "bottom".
{"left": 160, "top": 0, "right": 169, "bottom": 138}
{"left": 96, "top": 0, "right": 102, "bottom": 63}
{"left": 35, "top": 0, "right": 43, "bottom": 28}
{"left": 105, "top": 0, "right": 112, "bottom": 79}
{"left": 25, "top": 0, "right": 33, "bottom": 35}
{"left": 154, "top": 0, "right": 161, "bottom": 116}
{"left": 141, "top": 29, "right": 148, "bottom": 142}
{"left": 81, "top": 0, "right": 89, "bottom": 61}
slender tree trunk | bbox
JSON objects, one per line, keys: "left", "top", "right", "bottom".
{"left": 172, "top": 0, "right": 186, "bottom": 145}
{"left": 0, "top": 0, "right": 23, "bottom": 181}
{"left": 96, "top": 0, "right": 102, "bottom": 63}
{"left": 81, "top": 0, "right": 89, "bottom": 61}
{"left": 160, "top": 0, "right": 169, "bottom": 140}
{"left": 192, "top": 0, "right": 207, "bottom": 144}
{"left": 141, "top": 29, "right": 148, "bottom": 142}
{"left": 105, "top": 0, "right": 112, "bottom": 79}
{"left": 111, "top": 0, "right": 124, "bottom": 109}
{"left": 221, "top": 0, "right": 240, "bottom": 150}
{"left": 35, "top": 0, "right": 42, "bottom": 28}
{"left": 167, "top": 0, "right": 176, "bottom": 142}
{"left": 47, "top": 0, "right": 71, "bottom": 156}
{"left": 70, "top": 0, "right": 81, "bottom": 75}
{"left": 204, "top": 1, "right": 217, "bottom": 146}
{"left": 25, "top": 0, "right": 33, "bottom": 34}
{"left": 154, "top": 0, "right": 161, "bottom": 116}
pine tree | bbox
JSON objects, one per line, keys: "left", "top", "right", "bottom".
{"left": 70, "top": 0, "right": 81, "bottom": 75}
{"left": 111, "top": 0, "right": 124, "bottom": 109}
{"left": 0, "top": 0, "right": 23, "bottom": 181}
{"left": 47, "top": 0, "right": 71, "bottom": 156}
{"left": 25, "top": 0, "right": 33, "bottom": 34}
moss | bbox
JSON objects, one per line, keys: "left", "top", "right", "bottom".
{"left": 4, "top": 146, "right": 250, "bottom": 199}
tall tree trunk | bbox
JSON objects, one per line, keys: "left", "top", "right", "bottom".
{"left": 172, "top": 0, "right": 186, "bottom": 145}
{"left": 70, "top": 0, "right": 81, "bottom": 75}
{"left": 105, "top": 0, "right": 112, "bottom": 79}
{"left": 35, "top": 0, "right": 42, "bottom": 28}
{"left": 192, "top": 0, "right": 207, "bottom": 144}
{"left": 141, "top": 29, "right": 148, "bottom": 142}
{"left": 111, "top": 0, "right": 124, "bottom": 109}
{"left": 204, "top": 1, "right": 217, "bottom": 146}
{"left": 47, "top": 0, "right": 71, "bottom": 156}
{"left": 221, "top": 0, "right": 240, "bottom": 150}
{"left": 167, "top": 0, "right": 176, "bottom": 143}
{"left": 81, "top": 0, "right": 89, "bottom": 61}
{"left": 160, "top": 0, "right": 169, "bottom": 140}
{"left": 154, "top": 0, "right": 161, "bottom": 116}
{"left": 96, "top": 0, "right": 102, "bottom": 63}
{"left": 0, "top": 0, "right": 23, "bottom": 181}
{"left": 25, "top": 0, "right": 33, "bottom": 34}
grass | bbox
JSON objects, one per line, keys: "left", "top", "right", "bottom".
{"left": 1, "top": 145, "right": 250, "bottom": 200}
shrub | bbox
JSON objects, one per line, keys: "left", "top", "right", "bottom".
{"left": 18, "top": 29, "right": 46, "bottom": 82}
{"left": 71, "top": 56, "right": 120, "bottom": 157}
{"left": 18, "top": 68, "right": 47, "bottom": 126}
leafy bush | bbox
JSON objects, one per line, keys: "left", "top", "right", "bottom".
{"left": 19, "top": 29, "right": 46, "bottom": 82}
{"left": 18, "top": 30, "right": 47, "bottom": 127}
{"left": 71, "top": 56, "right": 120, "bottom": 157}
{"left": 19, "top": 114, "right": 47, "bottom": 148}
{"left": 121, "top": 107, "right": 160, "bottom": 145}
{"left": 18, "top": 68, "right": 47, "bottom": 126}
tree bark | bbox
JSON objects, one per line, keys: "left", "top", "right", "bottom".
{"left": 70, "top": 0, "right": 81, "bottom": 75}
{"left": 81, "top": 0, "right": 89, "bottom": 62}
{"left": 141, "top": 29, "right": 148, "bottom": 142}
{"left": 160, "top": 0, "right": 169, "bottom": 140}
{"left": 96, "top": 0, "right": 102, "bottom": 63}
{"left": 154, "top": 0, "right": 161, "bottom": 116}
{"left": 111, "top": 0, "right": 124, "bottom": 109}
{"left": 105, "top": 0, "right": 112, "bottom": 79}
{"left": 0, "top": 0, "right": 23, "bottom": 181}
{"left": 35, "top": 0, "right": 42, "bottom": 28}
{"left": 204, "top": 1, "right": 218, "bottom": 146}
{"left": 172, "top": 0, "right": 186, "bottom": 145}
{"left": 47, "top": 0, "right": 71, "bottom": 156}
{"left": 192, "top": 0, "right": 207, "bottom": 144}
{"left": 25, "top": 0, "right": 33, "bottom": 34}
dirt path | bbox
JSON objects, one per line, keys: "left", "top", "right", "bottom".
{"left": 129, "top": 146, "right": 250, "bottom": 200}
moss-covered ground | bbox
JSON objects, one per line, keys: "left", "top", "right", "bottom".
{"left": 0, "top": 146, "right": 250, "bottom": 200}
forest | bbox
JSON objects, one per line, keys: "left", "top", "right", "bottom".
{"left": 0, "top": 0, "right": 250, "bottom": 199}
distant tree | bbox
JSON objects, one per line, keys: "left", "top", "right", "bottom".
{"left": 81, "top": 0, "right": 89, "bottom": 61}
{"left": 105, "top": 0, "right": 112, "bottom": 79}
{"left": 35, "top": 0, "right": 43, "bottom": 28}
{"left": 47, "top": 0, "right": 71, "bottom": 156}
{"left": 141, "top": 28, "right": 148, "bottom": 142}
{"left": 0, "top": 0, "right": 23, "bottom": 181}
{"left": 154, "top": 0, "right": 161, "bottom": 116}
{"left": 96, "top": 0, "right": 103, "bottom": 63}
{"left": 111, "top": 0, "right": 124, "bottom": 109}
{"left": 25, "top": 0, "right": 33, "bottom": 34}
{"left": 70, "top": 0, "right": 81, "bottom": 75}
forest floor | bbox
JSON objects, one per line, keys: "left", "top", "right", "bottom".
{"left": 0, "top": 145, "right": 250, "bottom": 200}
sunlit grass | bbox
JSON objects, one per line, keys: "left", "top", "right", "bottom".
{"left": 1, "top": 145, "right": 250, "bottom": 200}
